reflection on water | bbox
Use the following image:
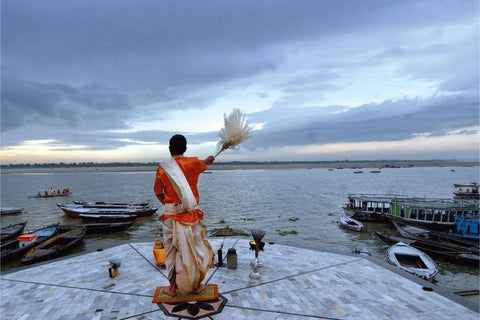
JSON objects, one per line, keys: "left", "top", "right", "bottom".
{"left": 1, "top": 166, "right": 479, "bottom": 297}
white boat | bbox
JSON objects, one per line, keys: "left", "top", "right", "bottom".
{"left": 338, "top": 215, "right": 364, "bottom": 232}
{"left": 386, "top": 242, "right": 438, "bottom": 281}
{"left": 343, "top": 193, "right": 409, "bottom": 221}
{"left": 0, "top": 207, "right": 23, "bottom": 215}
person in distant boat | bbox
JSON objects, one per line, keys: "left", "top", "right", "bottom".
{"left": 153, "top": 134, "right": 215, "bottom": 297}
{"left": 44, "top": 191, "right": 49, "bottom": 196}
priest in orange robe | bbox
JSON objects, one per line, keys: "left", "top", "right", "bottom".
{"left": 153, "top": 134, "right": 215, "bottom": 297}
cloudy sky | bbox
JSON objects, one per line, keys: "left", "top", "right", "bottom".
{"left": 1, "top": 0, "right": 479, "bottom": 164}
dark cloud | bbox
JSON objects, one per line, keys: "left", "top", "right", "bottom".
{"left": 1, "top": 77, "right": 133, "bottom": 132}
{"left": 1, "top": 0, "right": 478, "bottom": 160}
{"left": 3, "top": 0, "right": 476, "bottom": 89}
{"left": 438, "top": 73, "right": 479, "bottom": 93}
{"left": 244, "top": 92, "right": 479, "bottom": 149}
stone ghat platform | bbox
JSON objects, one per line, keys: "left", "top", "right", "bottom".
{"left": 1, "top": 238, "right": 478, "bottom": 319}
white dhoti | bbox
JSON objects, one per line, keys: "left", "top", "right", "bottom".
{"left": 162, "top": 203, "right": 213, "bottom": 295}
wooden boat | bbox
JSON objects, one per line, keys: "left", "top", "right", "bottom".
{"left": 28, "top": 192, "right": 72, "bottom": 198}
{"left": 78, "top": 214, "right": 137, "bottom": 222}
{"left": 63, "top": 221, "right": 134, "bottom": 233}
{"left": 406, "top": 240, "right": 479, "bottom": 268}
{"left": 0, "top": 207, "right": 23, "bottom": 215}
{"left": 57, "top": 203, "right": 157, "bottom": 218}
{"left": 21, "top": 226, "right": 86, "bottom": 265}
{"left": 453, "top": 182, "right": 479, "bottom": 202}
{"left": 72, "top": 200, "right": 150, "bottom": 207}
{"left": 338, "top": 215, "right": 364, "bottom": 232}
{"left": 343, "top": 194, "right": 408, "bottom": 222}
{"left": 392, "top": 221, "right": 479, "bottom": 253}
{"left": 385, "top": 198, "right": 478, "bottom": 231}
{"left": 1, "top": 224, "right": 60, "bottom": 263}
{"left": 375, "top": 232, "right": 479, "bottom": 267}
{"left": 1, "top": 221, "right": 27, "bottom": 243}
{"left": 386, "top": 242, "right": 439, "bottom": 281}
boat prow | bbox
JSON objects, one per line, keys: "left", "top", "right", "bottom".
{"left": 338, "top": 215, "right": 364, "bottom": 232}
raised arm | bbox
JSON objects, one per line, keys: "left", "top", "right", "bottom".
{"left": 202, "top": 155, "right": 215, "bottom": 165}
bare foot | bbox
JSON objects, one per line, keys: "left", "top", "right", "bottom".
{"left": 162, "top": 287, "right": 177, "bottom": 297}
{"left": 193, "top": 284, "right": 206, "bottom": 294}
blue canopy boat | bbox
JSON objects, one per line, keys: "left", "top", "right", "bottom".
{"left": 451, "top": 214, "right": 479, "bottom": 241}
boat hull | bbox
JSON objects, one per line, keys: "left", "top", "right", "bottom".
{"left": 0, "top": 207, "right": 23, "bottom": 215}
{"left": 338, "top": 215, "right": 364, "bottom": 232}
{"left": 344, "top": 208, "right": 387, "bottom": 222}
{"left": 78, "top": 214, "right": 137, "bottom": 222}
{"left": 21, "top": 227, "right": 86, "bottom": 265}
{"left": 1, "top": 224, "right": 60, "bottom": 263}
{"left": 72, "top": 201, "right": 149, "bottom": 207}
{"left": 29, "top": 192, "right": 72, "bottom": 198}
{"left": 63, "top": 222, "right": 134, "bottom": 233}
{"left": 57, "top": 204, "right": 157, "bottom": 218}
{"left": 0, "top": 221, "right": 27, "bottom": 244}
{"left": 392, "top": 221, "right": 479, "bottom": 252}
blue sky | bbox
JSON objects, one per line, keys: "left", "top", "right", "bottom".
{"left": 1, "top": 0, "right": 478, "bottom": 164}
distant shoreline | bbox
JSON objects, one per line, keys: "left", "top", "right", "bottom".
{"left": 1, "top": 161, "right": 478, "bottom": 174}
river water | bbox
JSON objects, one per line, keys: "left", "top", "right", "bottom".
{"left": 1, "top": 166, "right": 479, "bottom": 298}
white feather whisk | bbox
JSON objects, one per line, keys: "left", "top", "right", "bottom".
{"left": 215, "top": 109, "right": 254, "bottom": 157}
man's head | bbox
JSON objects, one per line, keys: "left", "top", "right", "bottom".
{"left": 169, "top": 134, "right": 187, "bottom": 156}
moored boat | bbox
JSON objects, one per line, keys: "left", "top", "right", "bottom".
{"left": 1, "top": 224, "right": 60, "bottom": 263}
{"left": 406, "top": 240, "right": 479, "bottom": 268}
{"left": 343, "top": 194, "right": 408, "bottom": 222}
{"left": 451, "top": 215, "right": 479, "bottom": 241}
{"left": 72, "top": 200, "right": 150, "bottom": 207}
{"left": 453, "top": 182, "right": 479, "bottom": 203}
{"left": 0, "top": 207, "right": 24, "bottom": 215}
{"left": 338, "top": 215, "right": 364, "bottom": 232}
{"left": 57, "top": 203, "right": 157, "bottom": 218}
{"left": 21, "top": 226, "right": 86, "bottom": 265}
{"left": 78, "top": 214, "right": 137, "bottom": 222}
{"left": 392, "top": 220, "right": 479, "bottom": 253}
{"left": 1, "top": 221, "right": 27, "bottom": 243}
{"left": 386, "top": 242, "right": 439, "bottom": 281}
{"left": 384, "top": 198, "right": 479, "bottom": 231}
{"left": 375, "top": 231, "right": 479, "bottom": 267}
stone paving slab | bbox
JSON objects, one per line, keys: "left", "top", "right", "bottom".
{"left": 1, "top": 238, "right": 478, "bottom": 319}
